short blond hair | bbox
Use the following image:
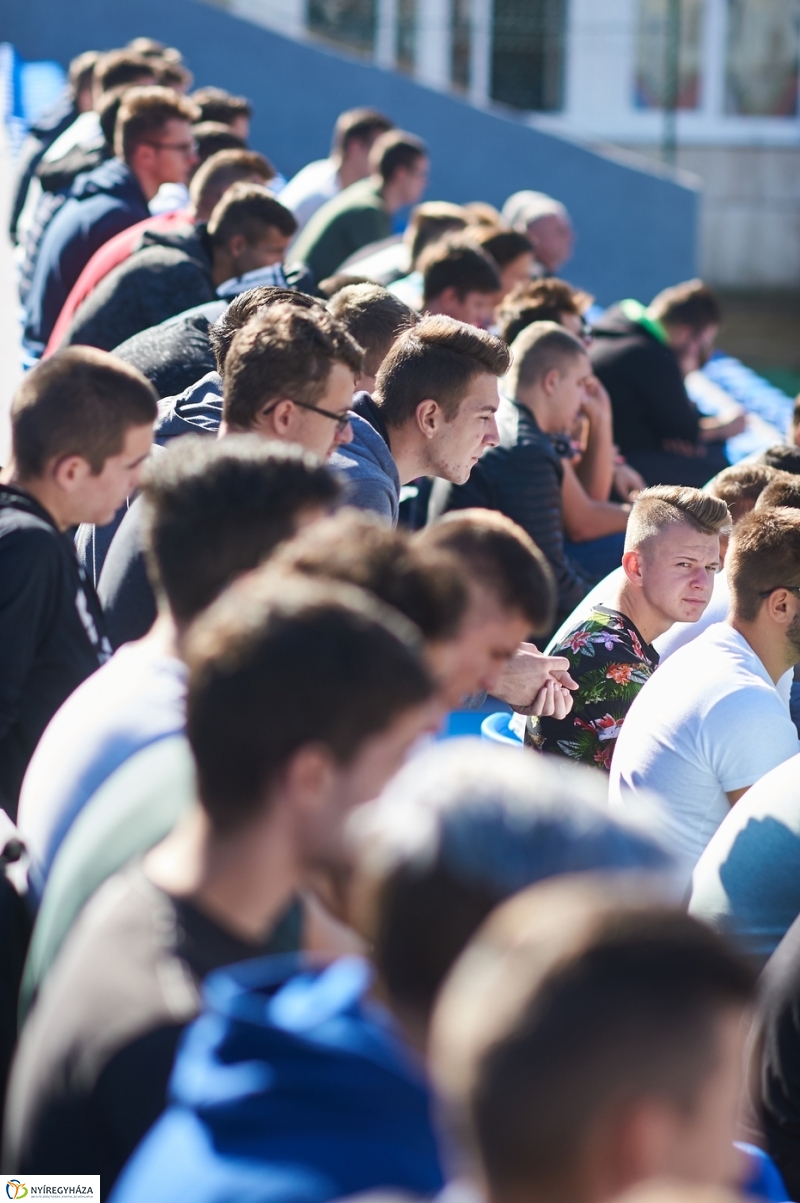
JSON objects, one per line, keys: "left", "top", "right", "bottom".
{"left": 625, "top": 485, "right": 731, "bottom": 555}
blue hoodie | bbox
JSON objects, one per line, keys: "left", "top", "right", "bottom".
{"left": 329, "top": 393, "right": 400, "bottom": 525}
{"left": 24, "top": 158, "right": 150, "bottom": 355}
{"left": 111, "top": 955, "right": 444, "bottom": 1203}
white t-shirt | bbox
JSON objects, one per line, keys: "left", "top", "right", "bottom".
{"left": 17, "top": 638, "right": 187, "bottom": 895}
{"left": 279, "top": 157, "right": 339, "bottom": 235}
{"left": 609, "top": 623, "right": 800, "bottom": 887}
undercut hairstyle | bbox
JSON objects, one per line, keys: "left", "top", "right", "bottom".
{"left": 332, "top": 107, "right": 394, "bottom": 154}
{"left": 192, "top": 121, "right": 246, "bottom": 162}
{"left": 350, "top": 745, "right": 672, "bottom": 1031}
{"left": 206, "top": 183, "right": 296, "bottom": 250}
{"left": 421, "top": 238, "right": 501, "bottom": 305}
{"left": 649, "top": 279, "right": 722, "bottom": 333}
{"left": 727, "top": 507, "right": 800, "bottom": 621}
{"left": 431, "top": 877, "right": 755, "bottom": 1200}
{"left": 374, "top": 315, "right": 509, "bottom": 428}
{"left": 11, "top": 347, "right": 157, "bottom": 479}
{"left": 406, "top": 201, "right": 471, "bottom": 266}
{"left": 223, "top": 303, "right": 363, "bottom": 430}
{"left": 185, "top": 573, "right": 432, "bottom": 832}
{"left": 190, "top": 86, "right": 253, "bottom": 125}
{"left": 369, "top": 130, "right": 428, "bottom": 183}
{"left": 93, "top": 51, "right": 155, "bottom": 96}
{"left": 417, "top": 509, "right": 555, "bottom": 636}
{"left": 140, "top": 436, "right": 341, "bottom": 626}
{"left": 114, "top": 86, "right": 200, "bottom": 160}
{"left": 474, "top": 228, "right": 534, "bottom": 269}
{"left": 189, "top": 149, "right": 275, "bottom": 218}
{"left": 707, "top": 463, "right": 779, "bottom": 523}
{"left": 271, "top": 509, "right": 468, "bottom": 643}
{"left": 496, "top": 278, "right": 593, "bottom": 346}
{"left": 506, "top": 321, "right": 587, "bottom": 393}
{"left": 757, "top": 444, "right": 800, "bottom": 476}
{"left": 755, "top": 474, "right": 800, "bottom": 513}
{"left": 209, "top": 287, "right": 324, "bottom": 376}
{"left": 624, "top": 485, "right": 731, "bottom": 555}
{"left": 68, "top": 50, "right": 100, "bottom": 95}
{"left": 327, "top": 284, "right": 417, "bottom": 379}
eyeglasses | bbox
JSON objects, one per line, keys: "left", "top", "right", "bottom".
{"left": 143, "top": 139, "right": 198, "bottom": 155}
{"left": 262, "top": 400, "right": 352, "bottom": 434}
{"left": 758, "top": 585, "right": 800, "bottom": 597}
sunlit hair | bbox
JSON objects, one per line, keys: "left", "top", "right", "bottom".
{"left": 624, "top": 485, "right": 731, "bottom": 555}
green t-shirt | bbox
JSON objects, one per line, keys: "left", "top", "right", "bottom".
{"left": 291, "top": 177, "right": 392, "bottom": 285}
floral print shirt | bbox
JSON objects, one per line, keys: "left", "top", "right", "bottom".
{"left": 526, "top": 605, "right": 659, "bottom": 771}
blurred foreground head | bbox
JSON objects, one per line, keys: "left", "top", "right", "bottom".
{"left": 432, "top": 875, "right": 756, "bottom": 1203}
{"left": 349, "top": 740, "right": 673, "bottom": 1047}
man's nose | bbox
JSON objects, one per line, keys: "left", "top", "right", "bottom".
{"left": 484, "top": 415, "right": 500, "bottom": 447}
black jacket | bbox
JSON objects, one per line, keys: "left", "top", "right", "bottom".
{"left": 0, "top": 486, "right": 111, "bottom": 816}
{"left": 429, "top": 398, "right": 589, "bottom": 632}
{"left": 589, "top": 305, "right": 701, "bottom": 456}
{"left": 64, "top": 224, "right": 216, "bottom": 353}
{"left": 112, "top": 301, "right": 224, "bottom": 399}
{"left": 9, "top": 93, "right": 78, "bottom": 242}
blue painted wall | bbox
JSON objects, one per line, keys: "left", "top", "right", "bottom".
{"left": 3, "top": 0, "right": 699, "bottom": 304}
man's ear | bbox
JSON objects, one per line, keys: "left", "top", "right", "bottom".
{"left": 621, "top": 548, "right": 643, "bottom": 588}
{"left": 52, "top": 454, "right": 92, "bottom": 493}
{"left": 541, "top": 367, "right": 561, "bottom": 397}
{"left": 253, "top": 399, "right": 295, "bottom": 438}
{"left": 226, "top": 233, "right": 248, "bottom": 262}
{"left": 765, "top": 588, "right": 798, "bottom": 628}
{"left": 415, "top": 399, "right": 442, "bottom": 439}
{"left": 282, "top": 744, "right": 336, "bottom": 811}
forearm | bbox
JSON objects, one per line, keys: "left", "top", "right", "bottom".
{"left": 574, "top": 422, "right": 614, "bottom": 500}
{"left": 563, "top": 499, "right": 630, "bottom": 542}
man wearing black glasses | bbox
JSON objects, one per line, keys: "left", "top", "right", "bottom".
{"left": 610, "top": 506, "right": 800, "bottom": 893}
{"left": 96, "top": 302, "right": 362, "bottom": 648}
{"left": 24, "top": 86, "right": 201, "bottom": 357}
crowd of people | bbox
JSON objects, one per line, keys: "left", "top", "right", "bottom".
{"left": 3, "top": 33, "right": 800, "bottom": 1203}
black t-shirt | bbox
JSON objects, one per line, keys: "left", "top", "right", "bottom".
{"left": 4, "top": 863, "right": 303, "bottom": 1198}
{"left": 747, "top": 912, "right": 800, "bottom": 1200}
{"left": 0, "top": 485, "right": 111, "bottom": 815}
{"left": 97, "top": 496, "right": 157, "bottom": 649}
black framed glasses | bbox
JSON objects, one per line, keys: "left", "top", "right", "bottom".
{"left": 262, "top": 399, "right": 352, "bottom": 434}
{"left": 758, "top": 585, "right": 800, "bottom": 597}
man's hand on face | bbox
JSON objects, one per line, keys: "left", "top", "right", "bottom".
{"left": 493, "top": 643, "right": 578, "bottom": 716}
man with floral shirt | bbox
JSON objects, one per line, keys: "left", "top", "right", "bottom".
{"left": 528, "top": 485, "right": 731, "bottom": 769}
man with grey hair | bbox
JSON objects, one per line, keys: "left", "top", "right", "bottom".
{"left": 528, "top": 485, "right": 730, "bottom": 769}
{"left": 502, "top": 189, "right": 573, "bottom": 275}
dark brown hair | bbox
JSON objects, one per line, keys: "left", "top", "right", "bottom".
{"left": 209, "top": 287, "right": 324, "bottom": 376}
{"left": 192, "top": 121, "right": 245, "bottom": 162}
{"left": 11, "top": 347, "right": 157, "bottom": 479}
{"left": 68, "top": 50, "right": 100, "bottom": 95}
{"left": 114, "top": 85, "right": 199, "bottom": 160}
{"left": 223, "top": 303, "right": 363, "bottom": 430}
{"left": 327, "top": 284, "right": 417, "bottom": 378}
{"left": 474, "top": 228, "right": 534, "bottom": 269}
{"left": 189, "top": 149, "right": 275, "bottom": 219}
{"left": 417, "top": 509, "right": 555, "bottom": 635}
{"left": 649, "top": 279, "right": 722, "bottom": 333}
{"left": 94, "top": 51, "right": 155, "bottom": 95}
{"left": 755, "top": 474, "right": 800, "bottom": 513}
{"left": 190, "top": 86, "right": 253, "bottom": 125}
{"left": 141, "top": 436, "right": 341, "bottom": 626}
{"left": 369, "top": 130, "right": 428, "bottom": 183}
{"left": 757, "top": 444, "right": 800, "bottom": 476}
{"left": 506, "top": 321, "right": 587, "bottom": 392}
{"left": 206, "top": 182, "right": 296, "bottom": 248}
{"left": 272, "top": 509, "right": 468, "bottom": 642}
{"left": 727, "top": 507, "right": 800, "bottom": 621}
{"left": 332, "top": 107, "right": 394, "bottom": 154}
{"left": 406, "top": 201, "right": 471, "bottom": 266}
{"left": 432, "top": 878, "right": 755, "bottom": 1200}
{"left": 185, "top": 573, "right": 431, "bottom": 832}
{"left": 374, "top": 315, "right": 509, "bottom": 427}
{"left": 708, "top": 463, "right": 780, "bottom": 521}
{"left": 421, "top": 237, "right": 501, "bottom": 305}
{"left": 496, "top": 278, "right": 592, "bottom": 345}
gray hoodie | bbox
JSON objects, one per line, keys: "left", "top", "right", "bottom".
{"left": 154, "top": 371, "right": 223, "bottom": 444}
{"left": 329, "top": 393, "right": 400, "bottom": 525}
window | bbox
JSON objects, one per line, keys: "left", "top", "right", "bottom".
{"left": 396, "top": 0, "right": 417, "bottom": 74}
{"left": 725, "top": 0, "right": 800, "bottom": 116}
{"left": 452, "top": 0, "right": 471, "bottom": 92}
{"left": 307, "top": 0, "right": 376, "bottom": 56}
{"left": 634, "top": 0, "right": 705, "bottom": 110}
{"left": 490, "top": 0, "right": 567, "bottom": 112}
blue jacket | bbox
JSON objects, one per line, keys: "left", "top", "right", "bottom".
{"left": 329, "top": 393, "right": 400, "bottom": 525}
{"left": 111, "top": 955, "right": 444, "bottom": 1203}
{"left": 24, "top": 158, "right": 150, "bottom": 355}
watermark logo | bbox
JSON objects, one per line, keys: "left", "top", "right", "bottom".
{"left": 4, "top": 1179, "right": 98, "bottom": 1197}
{"left": 6, "top": 1183, "right": 28, "bottom": 1200}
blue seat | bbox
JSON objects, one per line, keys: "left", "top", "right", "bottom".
{"left": 481, "top": 712, "right": 523, "bottom": 747}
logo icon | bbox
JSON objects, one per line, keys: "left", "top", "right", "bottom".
{"left": 6, "top": 1182, "right": 27, "bottom": 1200}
